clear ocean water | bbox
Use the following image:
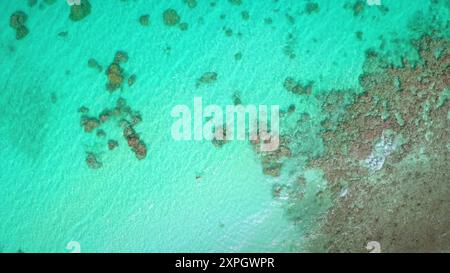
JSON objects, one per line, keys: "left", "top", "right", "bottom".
{"left": 0, "top": 0, "right": 446, "bottom": 252}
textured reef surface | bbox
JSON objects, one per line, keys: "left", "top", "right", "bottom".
{"left": 306, "top": 34, "right": 449, "bottom": 252}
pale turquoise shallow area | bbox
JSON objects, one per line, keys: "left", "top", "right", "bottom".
{"left": 0, "top": 0, "right": 443, "bottom": 252}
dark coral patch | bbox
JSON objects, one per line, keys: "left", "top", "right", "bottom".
{"left": 69, "top": 0, "right": 91, "bottom": 22}
{"left": 163, "top": 9, "right": 181, "bottom": 26}
{"left": 10, "top": 11, "right": 29, "bottom": 40}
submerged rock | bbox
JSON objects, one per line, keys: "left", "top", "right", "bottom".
{"left": 232, "top": 92, "right": 242, "bottom": 105}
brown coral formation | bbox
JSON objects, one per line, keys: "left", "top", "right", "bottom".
{"left": 80, "top": 116, "right": 100, "bottom": 133}
{"left": 139, "top": 15, "right": 150, "bottom": 26}
{"left": 105, "top": 51, "right": 132, "bottom": 92}
{"left": 250, "top": 130, "right": 292, "bottom": 177}
{"left": 311, "top": 35, "right": 449, "bottom": 186}
{"left": 196, "top": 72, "right": 218, "bottom": 87}
{"left": 69, "top": 0, "right": 91, "bottom": 22}
{"left": 10, "top": 11, "right": 29, "bottom": 40}
{"left": 283, "top": 77, "right": 314, "bottom": 95}
{"left": 86, "top": 152, "right": 102, "bottom": 169}
{"left": 307, "top": 35, "right": 450, "bottom": 252}
{"left": 123, "top": 125, "right": 147, "bottom": 160}
{"left": 163, "top": 9, "right": 181, "bottom": 26}
{"left": 108, "top": 139, "right": 119, "bottom": 150}
{"left": 88, "top": 58, "right": 102, "bottom": 72}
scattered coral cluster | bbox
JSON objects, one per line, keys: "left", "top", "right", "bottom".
{"left": 283, "top": 77, "right": 314, "bottom": 95}
{"left": 10, "top": 11, "right": 29, "bottom": 40}
{"left": 79, "top": 97, "right": 147, "bottom": 169}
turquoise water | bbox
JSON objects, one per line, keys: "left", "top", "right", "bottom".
{"left": 0, "top": 0, "right": 446, "bottom": 252}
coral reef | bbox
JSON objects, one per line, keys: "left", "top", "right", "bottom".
{"left": 283, "top": 77, "right": 314, "bottom": 95}
{"left": 250, "top": 130, "right": 292, "bottom": 177}
{"left": 179, "top": 22, "right": 189, "bottom": 31}
{"left": 352, "top": 1, "right": 365, "bottom": 16}
{"left": 123, "top": 125, "right": 148, "bottom": 160}
{"left": 80, "top": 116, "right": 100, "bottom": 133}
{"left": 183, "top": 0, "right": 197, "bottom": 9}
{"left": 108, "top": 139, "right": 119, "bottom": 151}
{"left": 128, "top": 74, "right": 137, "bottom": 87}
{"left": 69, "top": 0, "right": 91, "bottom": 22}
{"left": 86, "top": 152, "right": 102, "bottom": 169}
{"left": 163, "top": 9, "right": 181, "bottom": 26}
{"left": 79, "top": 98, "right": 148, "bottom": 168}
{"left": 241, "top": 11, "right": 250, "bottom": 21}
{"left": 305, "top": 2, "right": 320, "bottom": 14}
{"left": 10, "top": 11, "right": 29, "bottom": 40}
{"left": 307, "top": 35, "right": 449, "bottom": 252}
{"left": 88, "top": 58, "right": 102, "bottom": 72}
{"left": 139, "top": 14, "right": 150, "bottom": 26}
{"left": 196, "top": 72, "right": 218, "bottom": 87}
{"left": 234, "top": 52, "right": 243, "bottom": 61}
{"left": 283, "top": 33, "right": 297, "bottom": 59}
{"left": 28, "top": 0, "right": 37, "bottom": 7}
